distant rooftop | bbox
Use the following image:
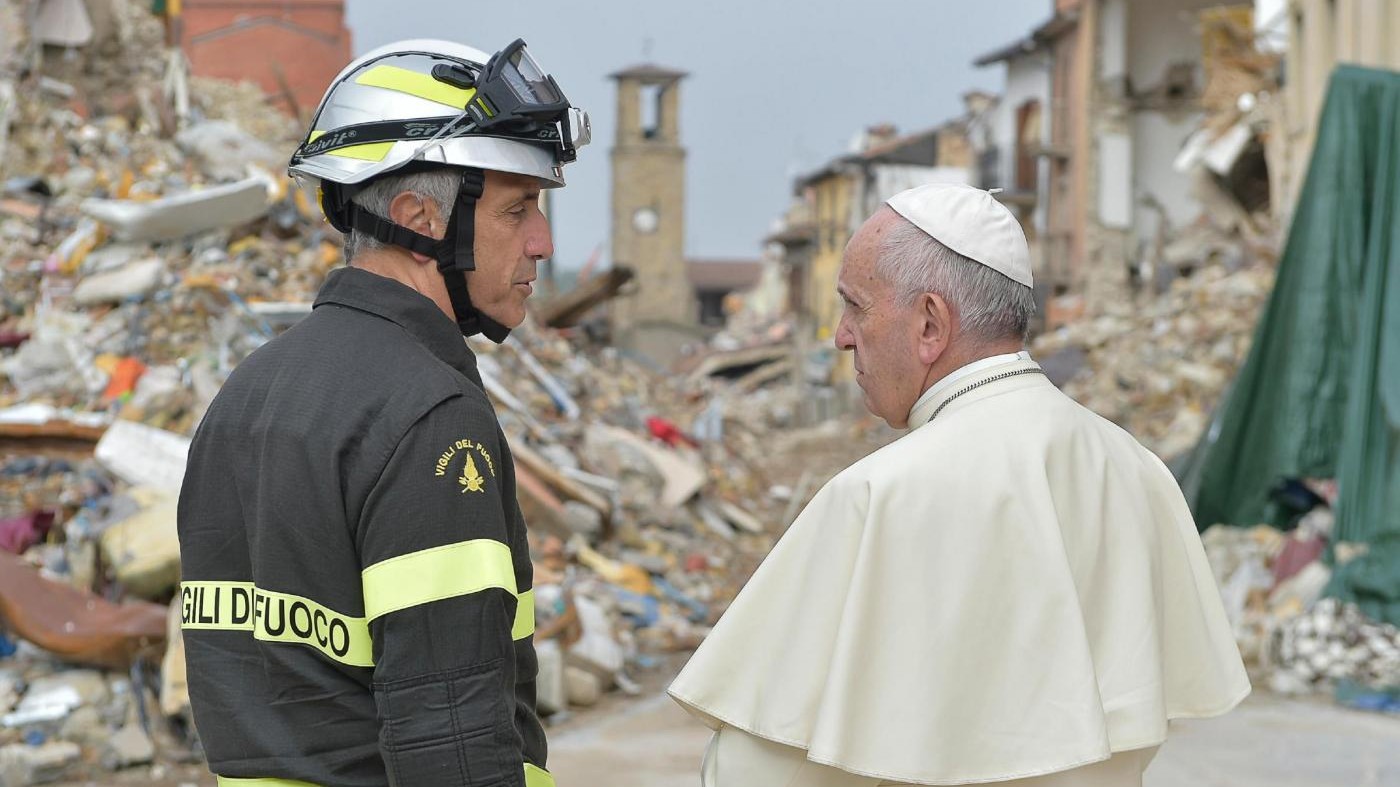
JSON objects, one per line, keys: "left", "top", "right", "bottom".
{"left": 794, "top": 125, "right": 946, "bottom": 191}
{"left": 973, "top": 14, "right": 1067, "bottom": 66}
{"left": 610, "top": 63, "right": 689, "bottom": 81}
{"left": 687, "top": 258, "right": 764, "bottom": 292}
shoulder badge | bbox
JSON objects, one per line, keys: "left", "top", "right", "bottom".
{"left": 433, "top": 438, "right": 497, "bottom": 493}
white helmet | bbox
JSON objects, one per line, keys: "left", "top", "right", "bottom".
{"left": 287, "top": 38, "right": 590, "bottom": 343}
{"left": 288, "top": 38, "right": 589, "bottom": 190}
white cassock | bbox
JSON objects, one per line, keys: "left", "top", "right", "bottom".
{"left": 669, "top": 354, "right": 1250, "bottom": 787}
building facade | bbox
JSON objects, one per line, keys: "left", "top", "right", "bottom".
{"left": 1276, "top": 0, "right": 1400, "bottom": 212}
{"left": 1032, "top": 0, "right": 1229, "bottom": 321}
{"left": 181, "top": 0, "right": 352, "bottom": 118}
{"left": 976, "top": 27, "right": 1054, "bottom": 322}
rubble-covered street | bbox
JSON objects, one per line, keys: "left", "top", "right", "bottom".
{"left": 544, "top": 690, "right": 1400, "bottom": 787}
{"left": 2, "top": 0, "right": 1400, "bottom": 784}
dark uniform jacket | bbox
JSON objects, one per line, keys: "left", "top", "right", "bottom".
{"left": 177, "top": 267, "right": 551, "bottom": 787}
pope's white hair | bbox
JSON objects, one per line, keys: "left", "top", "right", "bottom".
{"left": 876, "top": 213, "right": 1036, "bottom": 343}
{"left": 344, "top": 169, "right": 462, "bottom": 262}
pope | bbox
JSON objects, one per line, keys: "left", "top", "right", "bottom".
{"left": 668, "top": 183, "right": 1250, "bottom": 787}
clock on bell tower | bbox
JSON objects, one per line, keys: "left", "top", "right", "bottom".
{"left": 632, "top": 207, "right": 659, "bottom": 234}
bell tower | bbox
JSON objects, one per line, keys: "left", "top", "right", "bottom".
{"left": 609, "top": 63, "right": 689, "bottom": 338}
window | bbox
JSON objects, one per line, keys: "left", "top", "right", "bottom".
{"left": 1016, "top": 100, "right": 1042, "bottom": 192}
{"left": 641, "top": 84, "right": 662, "bottom": 139}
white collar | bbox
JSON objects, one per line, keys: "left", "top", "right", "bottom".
{"left": 907, "top": 350, "right": 1032, "bottom": 424}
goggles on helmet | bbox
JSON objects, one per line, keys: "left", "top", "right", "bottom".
{"left": 431, "top": 38, "right": 589, "bottom": 162}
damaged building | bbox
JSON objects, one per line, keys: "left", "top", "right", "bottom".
{"left": 1022, "top": 0, "right": 1253, "bottom": 322}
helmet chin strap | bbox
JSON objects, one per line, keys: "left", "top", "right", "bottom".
{"left": 336, "top": 167, "right": 513, "bottom": 343}
{"left": 435, "top": 169, "right": 513, "bottom": 343}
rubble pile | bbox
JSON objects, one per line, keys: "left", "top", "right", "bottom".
{"left": 1032, "top": 260, "right": 1276, "bottom": 460}
{"left": 1199, "top": 508, "right": 1332, "bottom": 667}
{"left": 1199, "top": 497, "right": 1400, "bottom": 713}
{"left": 0, "top": 3, "right": 886, "bottom": 781}
{"left": 1273, "top": 599, "right": 1400, "bottom": 695}
{"left": 0, "top": 1, "right": 317, "bottom": 434}
{"left": 0, "top": 6, "right": 320, "bottom": 779}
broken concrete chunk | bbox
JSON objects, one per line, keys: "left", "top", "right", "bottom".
{"left": 534, "top": 640, "right": 566, "bottom": 716}
{"left": 31, "top": 0, "right": 93, "bottom": 47}
{"left": 100, "top": 724, "right": 155, "bottom": 770}
{"left": 0, "top": 741, "right": 81, "bottom": 786}
{"left": 26, "top": 671, "right": 110, "bottom": 709}
{"left": 93, "top": 420, "right": 190, "bottom": 494}
{"left": 0, "top": 672, "right": 19, "bottom": 718}
{"left": 245, "top": 301, "right": 313, "bottom": 330}
{"left": 0, "top": 340, "right": 84, "bottom": 400}
{"left": 80, "top": 177, "right": 270, "bottom": 242}
{"left": 79, "top": 244, "right": 145, "bottom": 275}
{"left": 714, "top": 500, "right": 765, "bottom": 535}
{"left": 98, "top": 488, "right": 179, "bottom": 599}
{"left": 2, "top": 671, "right": 107, "bottom": 728}
{"left": 562, "top": 501, "right": 604, "bottom": 539}
{"left": 584, "top": 425, "right": 705, "bottom": 509}
{"left": 175, "top": 121, "right": 282, "bottom": 182}
{"left": 160, "top": 600, "right": 189, "bottom": 719}
{"left": 563, "top": 666, "right": 601, "bottom": 708}
{"left": 56, "top": 705, "right": 106, "bottom": 749}
{"left": 71, "top": 259, "right": 164, "bottom": 306}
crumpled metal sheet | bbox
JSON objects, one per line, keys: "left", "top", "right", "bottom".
{"left": 0, "top": 550, "right": 166, "bottom": 670}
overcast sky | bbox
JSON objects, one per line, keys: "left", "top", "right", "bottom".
{"left": 346, "top": 0, "right": 1050, "bottom": 268}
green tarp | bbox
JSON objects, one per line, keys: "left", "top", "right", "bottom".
{"left": 1183, "top": 65, "right": 1400, "bottom": 547}
{"left": 1325, "top": 533, "right": 1400, "bottom": 626}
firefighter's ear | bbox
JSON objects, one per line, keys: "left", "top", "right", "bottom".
{"left": 389, "top": 190, "right": 443, "bottom": 265}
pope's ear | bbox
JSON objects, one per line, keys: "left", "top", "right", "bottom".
{"left": 918, "top": 292, "right": 953, "bottom": 365}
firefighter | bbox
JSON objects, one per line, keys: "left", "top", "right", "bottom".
{"left": 177, "top": 38, "right": 589, "bottom": 787}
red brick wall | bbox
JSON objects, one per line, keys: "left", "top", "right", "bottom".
{"left": 183, "top": 1, "right": 352, "bottom": 118}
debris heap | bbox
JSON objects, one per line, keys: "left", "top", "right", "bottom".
{"left": 1032, "top": 260, "right": 1276, "bottom": 460}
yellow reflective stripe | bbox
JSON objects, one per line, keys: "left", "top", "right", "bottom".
{"left": 307, "top": 130, "right": 326, "bottom": 142}
{"left": 362, "top": 539, "right": 518, "bottom": 622}
{"left": 254, "top": 586, "right": 373, "bottom": 667}
{"left": 355, "top": 64, "right": 476, "bottom": 108}
{"left": 180, "top": 582, "right": 373, "bottom": 668}
{"left": 513, "top": 588, "right": 535, "bottom": 641}
{"left": 325, "top": 142, "right": 393, "bottom": 162}
{"left": 217, "top": 772, "right": 320, "bottom": 778}
{"left": 525, "top": 763, "right": 555, "bottom": 787}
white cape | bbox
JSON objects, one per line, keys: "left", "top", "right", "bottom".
{"left": 669, "top": 358, "right": 1249, "bottom": 785}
